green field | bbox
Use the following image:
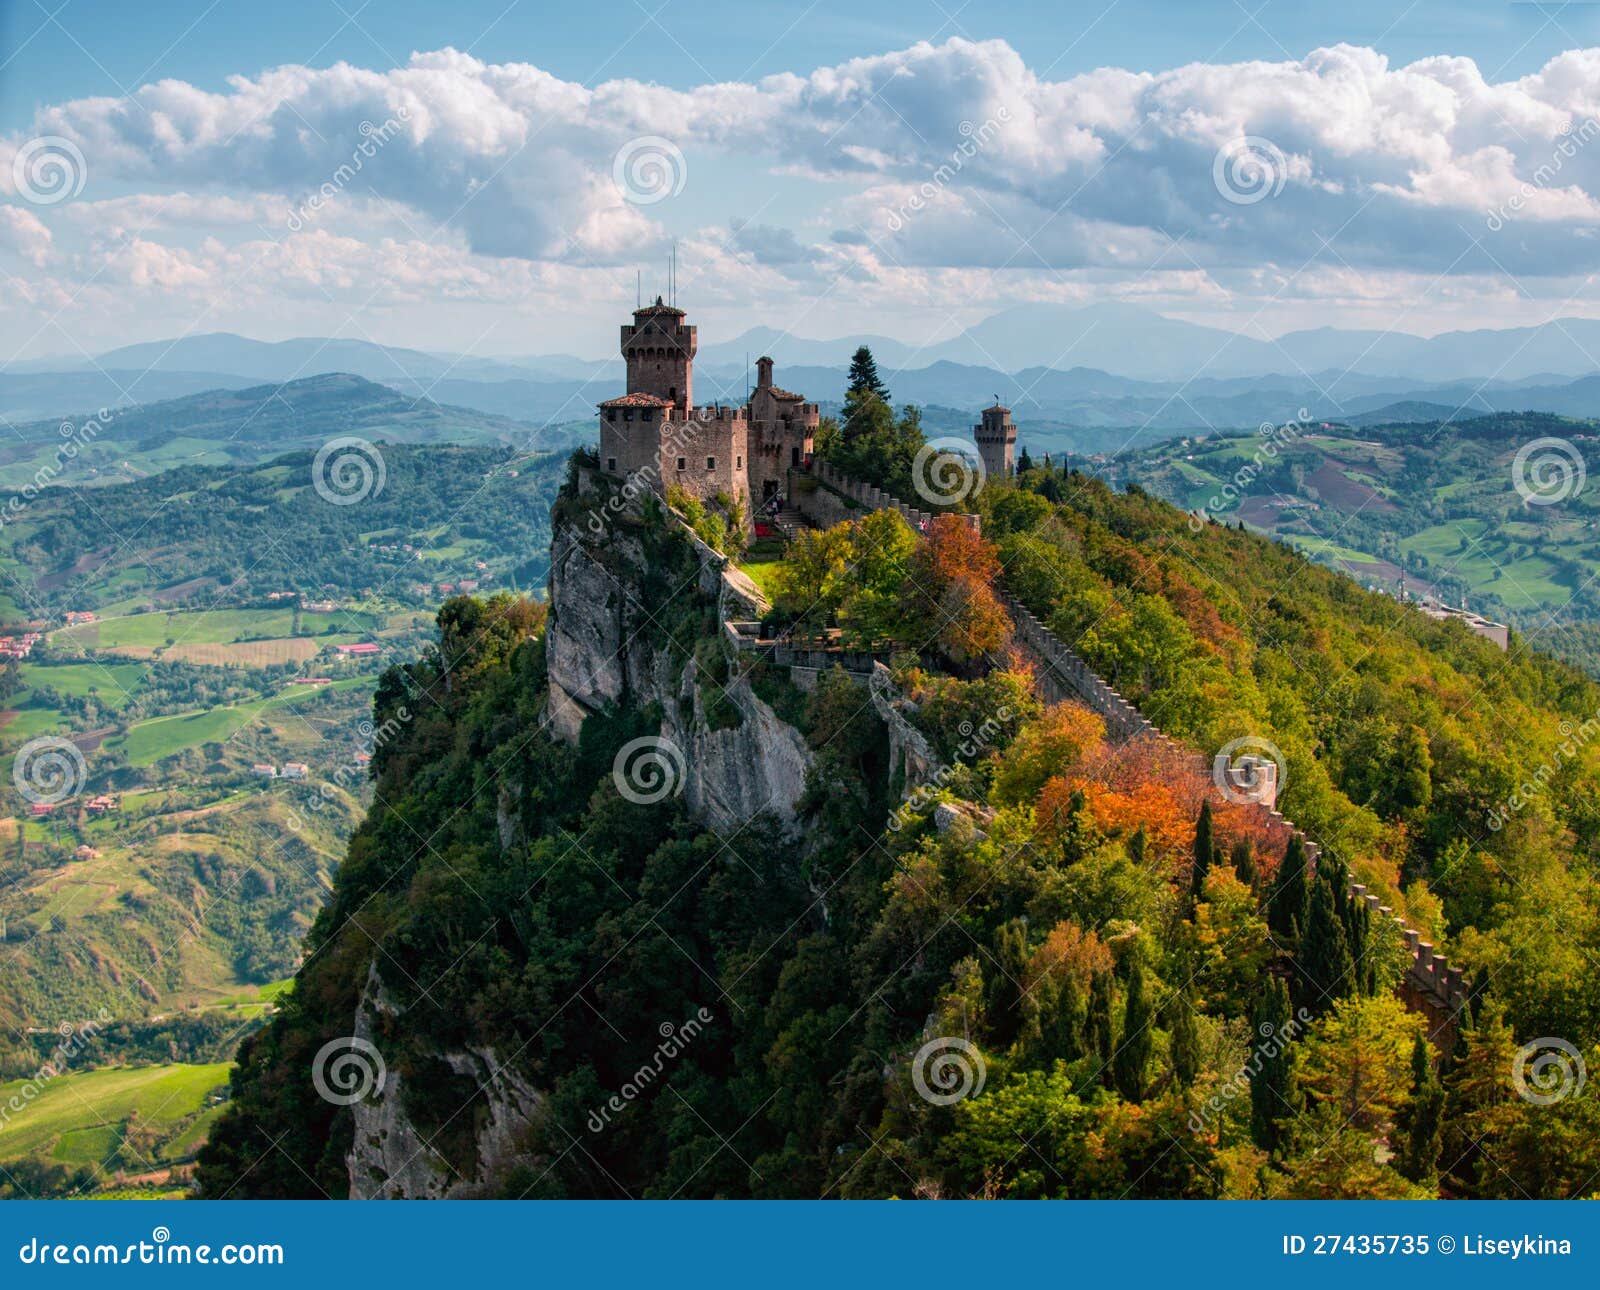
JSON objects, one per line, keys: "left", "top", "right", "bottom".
{"left": 52, "top": 607, "right": 378, "bottom": 654}
{"left": 110, "top": 676, "right": 369, "bottom": 766}
{"left": 0, "top": 1063, "right": 229, "bottom": 1170}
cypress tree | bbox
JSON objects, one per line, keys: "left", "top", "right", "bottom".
{"left": 1037, "top": 971, "right": 1085, "bottom": 1064}
{"left": 984, "top": 918, "right": 1031, "bottom": 1049}
{"left": 1169, "top": 989, "right": 1200, "bottom": 1089}
{"left": 1087, "top": 968, "right": 1115, "bottom": 1080}
{"left": 1190, "top": 800, "right": 1215, "bottom": 903}
{"left": 1297, "top": 874, "right": 1354, "bottom": 1013}
{"left": 1127, "top": 827, "right": 1147, "bottom": 866}
{"left": 1017, "top": 445, "right": 1034, "bottom": 473}
{"left": 1248, "top": 976, "right": 1300, "bottom": 1158}
{"left": 1112, "top": 961, "right": 1153, "bottom": 1102}
{"left": 846, "top": 345, "right": 889, "bottom": 403}
{"left": 1266, "top": 835, "right": 1309, "bottom": 942}
{"left": 1394, "top": 1034, "right": 1444, "bottom": 1185}
{"left": 1231, "top": 837, "right": 1256, "bottom": 889}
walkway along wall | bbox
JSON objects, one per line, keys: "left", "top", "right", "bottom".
{"left": 792, "top": 460, "right": 1470, "bottom": 1024}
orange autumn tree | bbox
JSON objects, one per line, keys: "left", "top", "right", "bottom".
{"left": 991, "top": 701, "right": 1107, "bottom": 806}
{"left": 900, "top": 515, "right": 1011, "bottom": 664}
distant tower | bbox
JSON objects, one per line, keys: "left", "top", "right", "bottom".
{"left": 975, "top": 402, "right": 1017, "bottom": 479}
{"left": 621, "top": 296, "right": 695, "bottom": 414}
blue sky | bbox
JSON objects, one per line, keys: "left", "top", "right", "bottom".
{"left": 5, "top": 0, "right": 1597, "bottom": 125}
{"left": 3, "top": 1, "right": 1600, "bottom": 361}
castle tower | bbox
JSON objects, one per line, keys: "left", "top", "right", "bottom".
{"left": 975, "top": 403, "right": 1016, "bottom": 479}
{"left": 621, "top": 296, "right": 695, "bottom": 414}
{"left": 747, "top": 354, "right": 819, "bottom": 503}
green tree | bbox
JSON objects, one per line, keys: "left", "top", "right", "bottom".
{"left": 1168, "top": 989, "right": 1200, "bottom": 1089}
{"left": 1249, "top": 976, "right": 1300, "bottom": 1158}
{"left": 1087, "top": 968, "right": 1115, "bottom": 1078}
{"left": 1393, "top": 1034, "right": 1444, "bottom": 1185}
{"left": 1231, "top": 837, "right": 1256, "bottom": 889}
{"left": 847, "top": 345, "right": 889, "bottom": 404}
{"left": 1112, "top": 961, "right": 1153, "bottom": 1102}
{"left": 1297, "top": 873, "right": 1355, "bottom": 1013}
{"left": 1190, "top": 799, "right": 1215, "bottom": 905}
{"left": 1266, "top": 836, "right": 1308, "bottom": 943}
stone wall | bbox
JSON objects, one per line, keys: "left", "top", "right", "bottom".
{"left": 791, "top": 461, "right": 1470, "bottom": 1020}
{"left": 789, "top": 461, "right": 979, "bottom": 535}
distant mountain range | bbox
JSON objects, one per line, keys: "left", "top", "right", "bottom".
{"left": 7, "top": 303, "right": 1600, "bottom": 442}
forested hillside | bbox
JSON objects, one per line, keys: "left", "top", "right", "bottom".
{"left": 1106, "top": 412, "right": 1600, "bottom": 675}
{"left": 199, "top": 458, "right": 1600, "bottom": 1200}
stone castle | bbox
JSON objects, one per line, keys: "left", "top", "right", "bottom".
{"left": 598, "top": 300, "right": 1018, "bottom": 511}
{"left": 598, "top": 299, "right": 820, "bottom": 510}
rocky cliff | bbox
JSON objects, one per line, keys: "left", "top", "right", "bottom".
{"left": 333, "top": 474, "right": 844, "bottom": 1196}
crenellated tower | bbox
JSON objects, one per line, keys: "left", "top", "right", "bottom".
{"left": 621, "top": 297, "right": 695, "bottom": 413}
{"left": 974, "top": 403, "right": 1016, "bottom": 480}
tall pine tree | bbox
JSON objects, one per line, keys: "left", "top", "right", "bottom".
{"left": 1112, "top": 961, "right": 1153, "bottom": 1102}
{"left": 1297, "top": 874, "right": 1355, "bottom": 1013}
{"left": 847, "top": 345, "right": 889, "bottom": 403}
{"left": 1249, "top": 976, "right": 1301, "bottom": 1158}
{"left": 1393, "top": 1034, "right": 1444, "bottom": 1186}
{"left": 1266, "top": 835, "right": 1309, "bottom": 942}
{"left": 1168, "top": 989, "right": 1200, "bottom": 1089}
{"left": 1190, "top": 800, "right": 1215, "bottom": 904}
{"left": 1087, "top": 968, "right": 1115, "bottom": 1082}
{"left": 1231, "top": 837, "right": 1256, "bottom": 889}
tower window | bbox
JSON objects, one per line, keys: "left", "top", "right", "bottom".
{"left": 606, "top": 410, "right": 617, "bottom": 422}
{"left": 706, "top": 456, "right": 716, "bottom": 471}
{"left": 736, "top": 456, "right": 742, "bottom": 468}
{"left": 677, "top": 457, "right": 687, "bottom": 472}
{"left": 607, "top": 457, "right": 616, "bottom": 472}
{"left": 641, "top": 409, "right": 652, "bottom": 422}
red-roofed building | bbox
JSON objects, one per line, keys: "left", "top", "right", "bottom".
{"left": 334, "top": 642, "right": 381, "bottom": 656}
